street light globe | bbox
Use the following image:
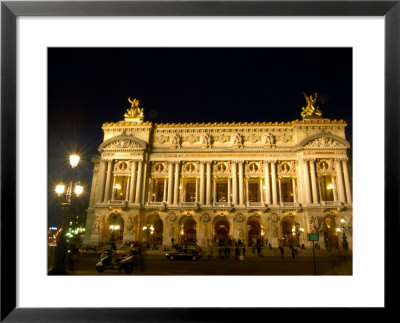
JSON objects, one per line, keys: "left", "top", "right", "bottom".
{"left": 75, "top": 184, "right": 83, "bottom": 196}
{"left": 69, "top": 154, "right": 80, "bottom": 168}
{"left": 55, "top": 184, "right": 65, "bottom": 195}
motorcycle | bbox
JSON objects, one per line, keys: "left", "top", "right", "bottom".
{"left": 96, "top": 249, "right": 136, "bottom": 274}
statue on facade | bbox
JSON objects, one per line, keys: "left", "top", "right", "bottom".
{"left": 124, "top": 98, "right": 144, "bottom": 122}
{"left": 301, "top": 92, "right": 322, "bottom": 119}
{"left": 200, "top": 133, "right": 212, "bottom": 148}
{"left": 262, "top": 132, "right": 275, "bottom": 145}
{"left": 170, "top": 133, "right": 181, "bottom": 149}
{"left": 231, "top": 133, "right": 243, "bottom": 148}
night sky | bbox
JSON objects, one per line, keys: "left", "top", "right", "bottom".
{"left": 48, "top": 48, "right": 352, "bottom": 227}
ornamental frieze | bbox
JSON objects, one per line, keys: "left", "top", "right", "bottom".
{"left": 304, "top": 137, "right": 345, "bottom": 148}
{"left": 105, "top": 139, "right": 142, "bottom": 149}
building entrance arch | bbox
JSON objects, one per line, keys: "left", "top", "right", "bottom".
{"left": 247, "top": 219, "right": 263, "bottom": 246}
{"left": 179, "top": 216, "right": 197, "bottom": 246}
{"left": 144, "top": 214, "right": 164, "bottom": 246}
{"left": 213, "top": 218, "right": 230, "bottom": 246}
{"left": 323, "top": 215, "right": 339, "bottom": 250}
{"left": 105, "top": 213, "right": 124, "bottom": 246}
{"left": 281, "top": 217, "right": 298, "bottom": 247}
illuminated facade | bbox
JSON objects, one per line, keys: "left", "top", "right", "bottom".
{"left": 83, "top": 98, "right": 353, "bottom": 250}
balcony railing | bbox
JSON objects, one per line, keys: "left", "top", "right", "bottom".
{"left": 109, "top": 200, "right": 127, "bottom": 207}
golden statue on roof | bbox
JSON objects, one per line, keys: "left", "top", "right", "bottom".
{"left": 301, "top": 92, "right": 322, "bottom": 119}
{"left": 124, "top": 98, "right": 144, "bottom": 122}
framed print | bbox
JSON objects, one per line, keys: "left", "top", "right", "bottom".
{"left": 1, "top": 0, "right": 398, "bottom": 321}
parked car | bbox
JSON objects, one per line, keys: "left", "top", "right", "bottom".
{"left": 165, "top": 248, "right": 201, "bottom": 261}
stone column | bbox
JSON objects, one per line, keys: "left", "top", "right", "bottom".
{"left": 167, "top": 162, "right": 174, "bottom": 205}
{"left": 303, "top": 160, "right": 312, "bottom": 205}
{"left": 125, "top": 178, "right": 130, "bottom": 201}
{"left": 135, "top": 160, "right": 143, "bottom": 204}
{"left": 332, "top": 177, "right": 338, "bottom": 202}
{"left": 206, "top": 162, "right": 212, "bottom": 205}
{"left": 199, "top": 162, "right": 205, "bottom": 204}
{"left": 89, "top": 164, "right": 99, "bottom": 207}
{"left": 309, "top": 159, "right": 319, "bottom": 204}
{"left": 111, "top": 177, "right": 116, "bottom": 200}
{"left": 128, "top": 161, "right": 137, "bottom": 204}
{"left": 238, "top": 161, "right": 244, "bottom": 206}
{"left": 163, "top": 178, "right": 167, "bottom": 202}
{"left": 260, "top": 178, "right": 264, "bottom": 204}
{"left": 292, "top": 178, "right": 297, "bottom": 203}
{"left": 342, "top": 160, "right": 352, "bottom": 203}
{"left": 271, "top": 161, "right": 278, "bottom": 205}
{"left": 232, "top": 162, "right": 238, "bottom": 205}
{"left": 264, "top": 162, "right": 271, "bottom": 205}
{"left": 228, "top": 178, "right": 231, "bottom": 204}
{"left": 96, "top": 159, "right": 107, "bottom": 203}
{"left": 148, "top": 178, "right": 153, "bottom": 202}
{"left": 213, "top": 178, "right": 217, "bottom": 203}
{"left": 173, "top": 162, "right": 180, "bottom": 205}
{"left": 246, "top": 177, "right": 249, "bottom": 205}
{"left": 278, "top": 178, "right": 282, "bottom": 204}
{"left": 196, "top": 178, "right": 199, "bottom": 203}
{"left": 335, "top": 159, "right": 346, "bottom": 203}
{"left": 103, "top": 160, "right": 113, "bottom": 202}
{"left": 141, "top": 160, "right": 148, "bottom": 205}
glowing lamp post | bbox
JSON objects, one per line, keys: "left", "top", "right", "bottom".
{"left": 49, "top": 154, "right": 83, "bottom": 275}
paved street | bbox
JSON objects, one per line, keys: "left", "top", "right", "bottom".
{"left": 60, "top": 249, "right": 352, "bottom": 276}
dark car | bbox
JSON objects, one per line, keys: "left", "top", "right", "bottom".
{"left": 165, "top": 248, "right": 201, "bottom": 261}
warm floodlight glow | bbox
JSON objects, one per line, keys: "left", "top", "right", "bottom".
{"left": 115, "top": 184, "right": 121, "bottom": 190}
{"left": 336, "top": 228, "right": 342, "bottom": 232}
{"left": 327, "top": 184, "right": 334, "bottom": 190}
{"left": 291, "top": 226, "right": 296, "bottom": 232}
{"left": 340, "top": 218, "right": 346, "bottom": 223}
{"left": 55, "top": 184, "right": 65, "bottom": 195}
{"left": 300, "top": 227, "right": 305, "bottom": 232}
{"left": 69, "top": 154, "right": 80, "bottom": 168}
{"left": 142, "top": 226, "right": 147, "bottom": 231}
{"left": 75, "top": 184, "right": 83, "bottom": 196}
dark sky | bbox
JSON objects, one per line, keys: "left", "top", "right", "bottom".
{"left": 48, "top": 48, "right": 352, "bottom": 227}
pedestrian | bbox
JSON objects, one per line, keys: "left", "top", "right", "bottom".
{"left": 268, "top": 243, "right": 272, "bottom": 249}
{"left": 257, "top": 245, "right": 262, "bottom": 257}
{"left": 291, "top": 247, "right": 296, "bottom": 259}
{"left": 279, "top": 246, "right": 284, "bottom": 258}
{"left": 235, "top": 244, "right": 240, "bottom": 261}
{"left": 242, "top": 246, "right": 246, "bottom": 259}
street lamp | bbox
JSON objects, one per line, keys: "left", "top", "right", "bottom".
{"left": 48, "top": 154, "right": 83, "bottom": 275}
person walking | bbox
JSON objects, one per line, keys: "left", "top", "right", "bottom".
{"left": 242, "top": 246, "right": 246, "bottom": 259}
{"left": 291, "top": 247, "right": 296, "bottom": 259}
{"left": 279, "top": 246, "right": 284, "bottom": 258}
{"left": 256, "top": 245, "right": 262, "bottom": 257}
{"left": 235, "top": 244, "right": 240, "bottom": 261}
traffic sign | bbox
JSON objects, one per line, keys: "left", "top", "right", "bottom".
{"left": 308, "top": 233, "right": 319, "bottom": 241}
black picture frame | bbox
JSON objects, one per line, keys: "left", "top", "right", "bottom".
{"left": 1, "top": 0, "right": 398, "bottom": 321}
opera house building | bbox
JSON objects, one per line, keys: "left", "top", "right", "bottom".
{"left": 83, "top": 96, "right": 352, "bottom": 251}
